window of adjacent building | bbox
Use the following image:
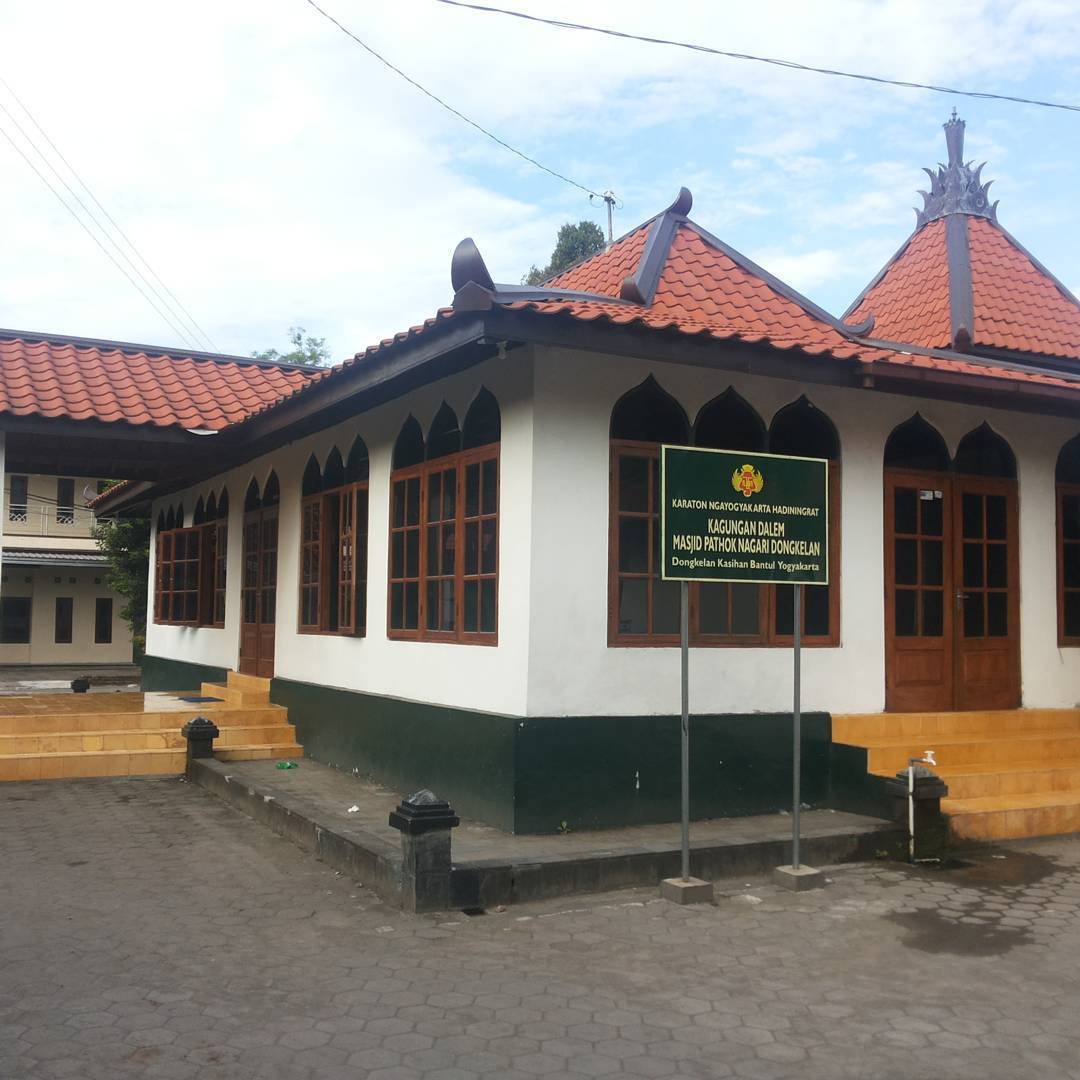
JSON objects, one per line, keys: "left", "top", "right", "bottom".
{"left": 95, "top": 598, "right": 113, "bottom": 644}
{"left": 388, "top": 390, "right": 500, "bottom": 643}
{"left": 298, "top": 438, "right": 370, "bottom": 636}
{"left": 0, "top": 597, "right": 31, "bottom": 644}
{"left": 154, "top": 493, "right": 227, "bottom": 627}
{"left": 56, "top": 478, "right": 75, "bottom": 525}
{"left": 609, "top": 379, "right": 841, "bottom": 648}
{"left": 9, "top": 475, "right": 28, "bottom": 522}
{"left": 1057, "top": 435, "right": 1080, "bottom": 645}
{"left": 54, "top": 597, "right": 73, "bottom": 644}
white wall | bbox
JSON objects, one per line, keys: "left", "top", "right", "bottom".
{"left": 146, "top": 349, "right": 535, "bottom": 714}
{"left": 524, "top": 345, "right": 1080, "bottom": 716}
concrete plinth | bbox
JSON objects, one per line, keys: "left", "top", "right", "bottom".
{"left": 659, "top": 876, "right": 714, "bottom": 904}
{"left": 773, "top": 864, "right": 825, "bottom": 891}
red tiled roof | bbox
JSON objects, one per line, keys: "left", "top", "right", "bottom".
{"left": 848, "top": 220, "right": 953, "bottom": 350}
{"left": 514, "top": 222, "right": 879, "bottom": 361}
{"left": 968, "top": 217, "right": 1080, "bottom": 360}
{"left": 0, "top": 335, "right": 323, "bottom": 429}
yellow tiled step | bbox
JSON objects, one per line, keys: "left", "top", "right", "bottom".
{"left": 834, "top": 709, "right": 1080, "bottom": 742}
{"left": 226, "top": 671, "right": 273, "bottom": 696}
{"left": 0, "top": 748, "right": 187, "bottom": 782}
{"left": 216, "top": 744, "right": 303, "bottom": 762}
{"left": 200, "top": 682, "right": 270, "bottom": 707}
{"left": 861, "top": 733, "right": 1080, "bottom": 774}
{"left": 873, "top": 761, "right": 1080, "bottom": 800}
{"left": 0, "top": 706, "right": 286, "bottom": 737}
{"left": 944, "top": 791, "right": 1080, "bottom": 841}
{"left": 0, "top": 724, "right": 297, "bottom": 756}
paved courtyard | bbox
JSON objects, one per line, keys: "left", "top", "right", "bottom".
{"left": 3, "top": 778, "right": 1080, "bottom": 1080}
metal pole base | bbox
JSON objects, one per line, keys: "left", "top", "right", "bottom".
{"left": 660, "top": 877, "right": 714, "bottom": 904}
{"left": 773, "top": 864, "right": 825, "bottom": 891}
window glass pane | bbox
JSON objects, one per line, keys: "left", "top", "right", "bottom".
{"left": 698, "top": 583, "right": 729, "bottom": 635}
{"left": 618, "top": 518, "right": 649, "bottom": 573}
{"left": 894, "top": 488, "right": 917, "bottom": 535}
{"left": 481, "top": 520, "right": 497, "bottom": 574}
{"left": 895, "top": 590, "right": 917, "bottom": 636}
{"left": 426, "top": 526, "right": 440, "bottom": 576}
{"left": 963, "top": 592, "right": 985, "bottom": 637}
{"left": 962, "top": 494, "right": 984, "bottom": 539}
{"left": 895, "top": 540, "right": 917, "bottom": 586}
{"left": 730, "top": 584, "right": 759, "bottom": 635}
{"left": 619, "top": 456, "right": 650, "bottom": 513}
{"left": 921, "top": 540, "right": 943, "bottom": 586}
{"left": 963, "top": 543, "right": 984, "bottom": 588}
{"left": 986, "top": 494, "right": 1006, "bottom": 540}
{"left": 464, "top": 522, "right": 479, "bottom": 576}
{"left": 653, "top": 579, "right": 680, "bottom": 635}
{"left": 481, "top": 579, "right": 496, "bottom": 634}
{"left": 482, "top": 459, "right": 497, "bottom": 516}
{"left": 391, "top": 532, "right": 404, "bottom": 577}
{"left": 920, "top": 493, "right": 943, "bottom": 537}
{"left": 987, "top": 592, "right": 1007, "bottom": 637}
{"left": 986, "top": 544, "right": 1007, "bottom": 588}
{"left": 393, "top": 481, "right": 405, "bottom": 528}
{"left": 426, "top": 581, "right": 439, "bottom": 631}
{"left": 1064, "top": 544, "right": 1080, "bottom": 589}
{"left": 1065, "top": 591, "right": 1080, "bottom": 638}
{"left": 618, "top": 579, "right": 648, "bottom": 635}
{"left": 406, "top": 478, "right": 420, "bottom": 526}
{"left": 390, "top": 583, "right": 403, "bottom": 629}
{"left": 465, "top": 463, "right": 480, "bottom": 518}
{"left": 406, "top": 530, "right": 419, "bottom": 578}
{"left": 805, "top": 584, "right": 830, "bottom": 637}
{"left": 0, "top": 597, "right": 32, "bottom": 643}
{"left": 464, "top": 579, "right": 478, "bottom": 633}
{"left": 441, "top": 525, "right": 455, "bottom": 576}
{"left": 922, "top": 591, "right": 943, "bottom": 637}
{"left": 405, "top": 582, "right": 419, "bottom": 629}
{"left": 55, "top": 597, "right": 73, "bottom": 644}
{"left": 774, "top": 584, "right": 793, "bottom": 637}
{"left": 95, "top": 598, "right": 113, "bottom": 645}
{"left": 442, "top": 468, "right": 456, "bottom": 518}
{"left": 427, "top": 470, "right": 442, "bottom": 521}
{"left": 1063, "top": 495, "right": 1080, "bottom": 540}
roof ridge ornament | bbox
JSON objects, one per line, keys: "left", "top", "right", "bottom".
{"left": 915, "top": 111, "right": 999, "bottom": 229}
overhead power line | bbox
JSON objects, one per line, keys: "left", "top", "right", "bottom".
{"left": 0, "top": 79, "right": 217, "bottom": 351}
{"left": 436, "top": 0, "right": 1080, "bottom": 115}
{"left": 302, "top": 0, "right": 603, "bottom": 196}
{"left": 0, "top": 124, "right": 203, "bottom": 350}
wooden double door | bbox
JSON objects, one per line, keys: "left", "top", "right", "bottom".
{"left": 884, "top": 471, "right": 1020, "bottom": 712}
{"left": 239, "top": 509, "right": 278, "bottom": 678}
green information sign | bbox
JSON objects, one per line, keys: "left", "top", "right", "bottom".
{"left": 661, "top": 445, "right": 828, "bottom": 585}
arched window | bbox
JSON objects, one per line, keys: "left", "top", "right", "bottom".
{"left": 262, "top": 472, "right": 280, "bottom": 508}
{"left": 769, "top": 398, "right": 842, "bottom": 645}
{"left": 216, "top": 490, "right": 229, "bottom": 520}
{"left": 157, "top": 510, "right": 166, "bottom": 534}
{"left": 164, "top": 507, "right": 176, "bottom": 531}
{"left": 244, "top": 478, "right": 261, "bottom": 513}
{"left": 1057, "top": 434, "right": 1080, "bottom": 644}
{"left": 609, "top": 378, "right": 690, "bottom": 641}
{"left": 299, "top": 442, "right": 370, "bottom": 637}
{"left": 389, "top": 394, "right": 500, "bottom": 642}
{"left": 205, "top": 492, "right": 218, "bottom": 522}
{"left": 694, "top": 389, "right": 766, "bottom": 452}
{"left": 193, "top": 496, "right": 206, "bottom": 525}
{"left": 884, "top": 415, "right": 950, "bottom": 472}
{"left": 955, "top": 424, "right": 1016, "bottom": 478}
{"left": 154, "top": 488, "right": 228, "bottom": 629}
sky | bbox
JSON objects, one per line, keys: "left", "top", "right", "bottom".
{"left": 0, "top": 0, "right": 1078, "bottom": 362}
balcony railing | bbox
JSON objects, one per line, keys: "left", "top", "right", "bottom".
{"left": 5, "top": 504, "right": 98, "bottom": 537}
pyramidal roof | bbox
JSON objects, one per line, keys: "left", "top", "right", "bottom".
{"left": 846, "top": 114, "right": 1080, "bottom": 363}
{"left": 450, "top": 188, "right": 878, "bottom": 362}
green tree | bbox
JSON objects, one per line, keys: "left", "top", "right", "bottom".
{"left": 523, "top": 220, "right": 605, "bottom": 285}
{"left": 252, "top": 325, "right": 330, "bottom": 366}
{"left": 91, "top": 515, "right": 151, "bottom": 646}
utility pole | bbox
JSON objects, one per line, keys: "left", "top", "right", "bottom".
{"left": 602, "top": 191, "right": 617, "bottom": 247}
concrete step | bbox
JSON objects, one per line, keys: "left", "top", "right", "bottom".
{"left": 0, "top": 723, "right": 297, "bottom": 756}
{"left": 944, "top": 791, "right": 1080, "bottom": 842}
{"left": 201, "top": 682, "right": 270, "bottom": 707}
{"left": 834, "top": 709, "right": 1080, "bottom": 742}
{"left": 226, "top": 671, "right": 273, "bottom": 697}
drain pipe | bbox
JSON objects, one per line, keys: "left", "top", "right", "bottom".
{"left": 908, "top": 750, "right": 936, "bottom": 863}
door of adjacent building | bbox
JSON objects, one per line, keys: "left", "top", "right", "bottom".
{"left": 883, "top": 420, "right": 1020, "bottom": 713}
{"left": 239, "top": 473, "right": 279, "bottom": 678}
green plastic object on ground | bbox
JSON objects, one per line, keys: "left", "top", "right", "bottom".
{"left": 275, "top": 761, "right": 299, "bottom": 770}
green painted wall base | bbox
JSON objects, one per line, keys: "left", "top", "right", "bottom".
{"left": 272, "top": 677, "right": 850, "bottom": 835}
{"left": 140, "top": 654, "right": 229, "bottom": 693}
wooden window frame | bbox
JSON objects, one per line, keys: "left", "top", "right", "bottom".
{"left": 387, "top": 444, "right": 499, "bottom": 645}
{"left": 154, "top": 526, "right": 202, "bottom": 626}
{"left": 297, "top": 482, "right": 369, "bottom": 637}
{"left": 608, "top": 441, "right": 840, "bottom": 648}
{"left": 1057, "top": 483, "right": 1080, "bottom": 646}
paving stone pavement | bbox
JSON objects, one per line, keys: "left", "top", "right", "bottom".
{"left": 3, "top": 777, "right": 1080, "bottom": 1080}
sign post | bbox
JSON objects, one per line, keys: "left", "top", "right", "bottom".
{"left": 659, "top": 445, "right": 829, "bottom": 898}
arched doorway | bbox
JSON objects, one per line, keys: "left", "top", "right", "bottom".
{"left": 883, "top": 418, "right": 1019, "bottom": 711}
{"left": 239, "top": 472, "right": 279, "bottom": 678}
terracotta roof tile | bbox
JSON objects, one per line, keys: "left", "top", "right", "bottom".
{"left": 0, "top": 335, "right": 323, "bottom": 429}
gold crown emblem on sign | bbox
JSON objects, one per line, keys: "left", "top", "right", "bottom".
{"left": 731, "top": 464, "right": 763, "bottom": 499}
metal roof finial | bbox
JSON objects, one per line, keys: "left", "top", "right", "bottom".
{"left": 914, "top": 114, "right": 999, "bottom": 229}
